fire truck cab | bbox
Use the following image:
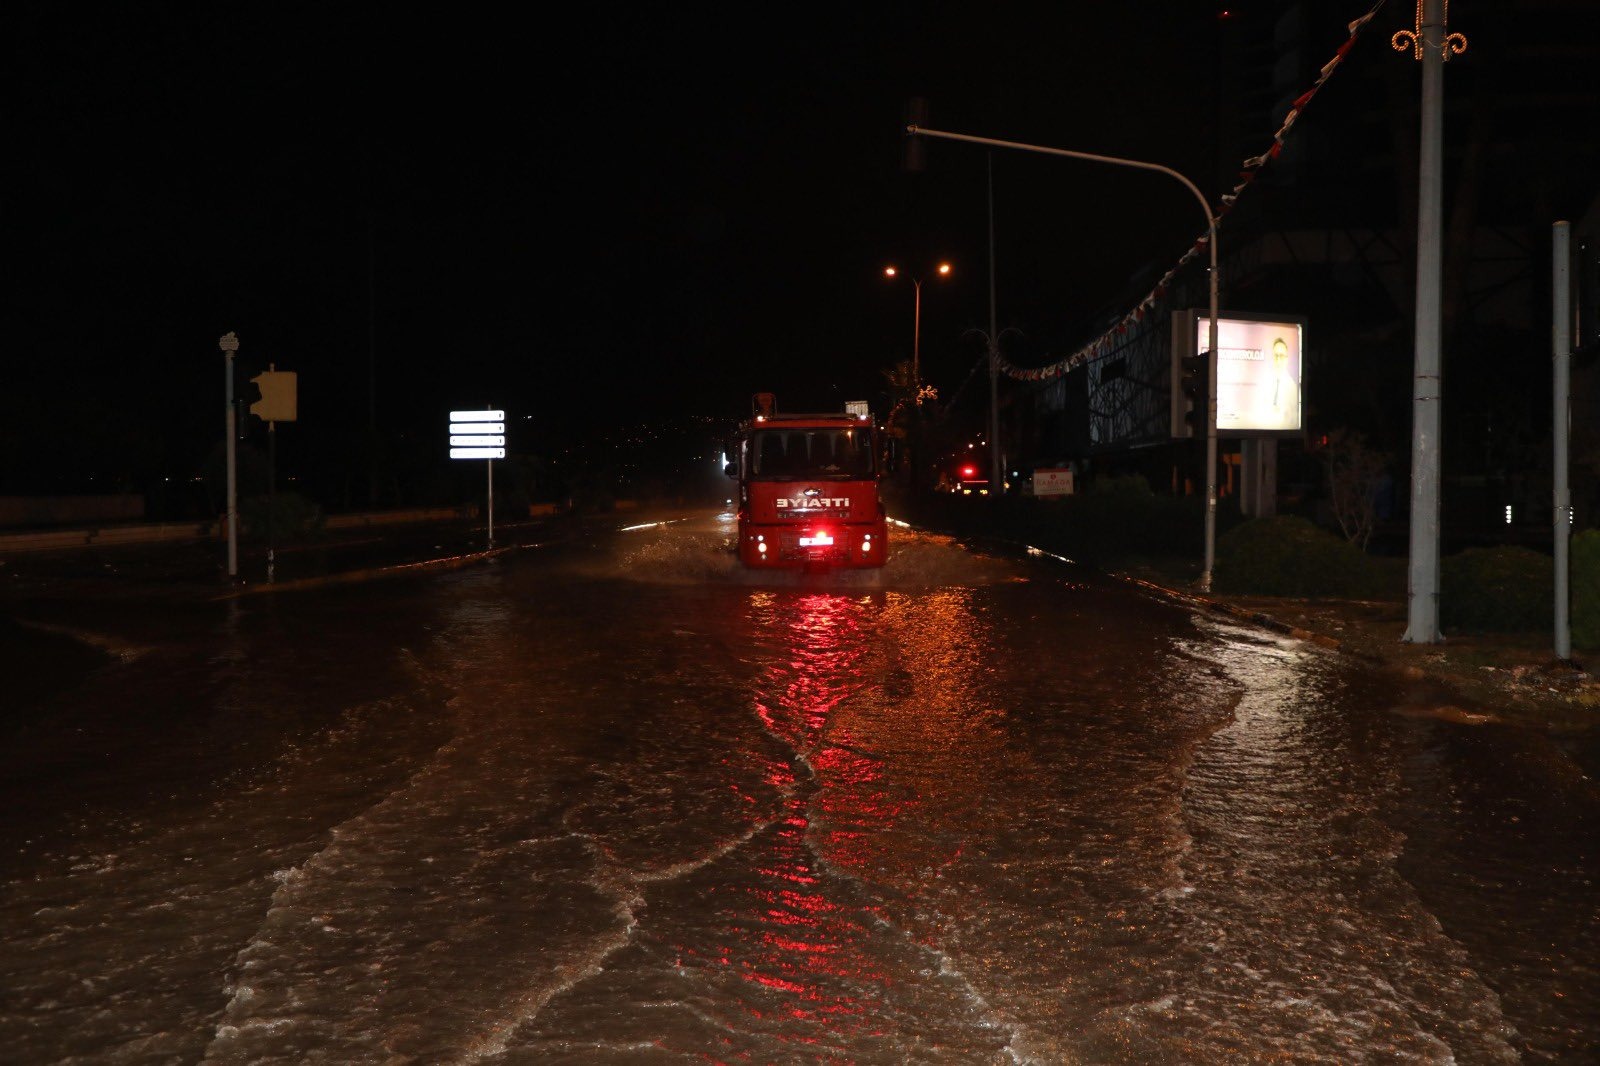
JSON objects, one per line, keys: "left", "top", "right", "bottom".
{"left": 727, "top": 396, "right": 888, "bottom": 571}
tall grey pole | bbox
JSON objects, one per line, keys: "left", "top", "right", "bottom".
{"left": 906, "top": 125, "right": 1218, "bottom": 585}
{"left": 219, "top": 332, "right": 240, "bottom": 580}
{"left": 987, "top": 154, "right": 1002, "bottom": 492}
{"left": 1204, "top": 229, "right": 1219, "bottom": 590}
{"left": 1554, "top": 221, "right": 1572, "bottom": 660}
{"left": 912, "top": 278, "right": 923, "bottom": 389}
{"left": 1402, "top": 0, "right": 1447, "bottom": 643}
{"left": 487, "top": 458, "right": 495, "bottom": 550}
{"left": 367, "top": 214, "right": 379, "bottom": 507}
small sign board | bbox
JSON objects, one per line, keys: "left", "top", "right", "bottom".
{"left": 251, "top": 370, "right": 298, "bottom": 422}
{"left": 1034, "top": 468, "right": 1075, "bottom": 496}
{"left": 1171, "top": 311, "right": 1305, "bottom": 438}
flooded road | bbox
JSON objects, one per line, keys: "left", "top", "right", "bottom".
{"left": 2, "top": 512, "right": 1595, "bottom": 1063}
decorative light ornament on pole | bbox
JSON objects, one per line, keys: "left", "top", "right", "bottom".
{"left": 1394, "top": 0, "right": 1466, "bottom": 644}
{"left": 884, "top": 262, "right": 952, "bottom": 397}
{"left": 449, "top": 410, "right": 505, "bottom": 550}
{"left": 905, "top": 125, "right": 1219, "bottom": 588}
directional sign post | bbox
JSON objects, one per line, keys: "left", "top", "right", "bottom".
{"left": 251, "top": 364, "right": 298, "bottom": 583}
{"left": 450, "top": 410, "right": 505, "bottom": 549}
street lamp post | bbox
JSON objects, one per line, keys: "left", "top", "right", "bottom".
{"left": 906, "top": 124, "right": 1221, "bottom": 589}
{"left": 884, "top": 262, "right": 951, "bottom": 392}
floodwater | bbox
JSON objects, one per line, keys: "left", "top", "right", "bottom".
{"left": 1, "top": 512, "right": 1595, "bottom": 1063}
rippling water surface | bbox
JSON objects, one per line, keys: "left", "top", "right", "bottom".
{"left": 1, "top": 512, "right": 1594, "bottom": 1063}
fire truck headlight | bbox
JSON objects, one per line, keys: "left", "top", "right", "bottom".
{"left": 757, "top": 542, "right": 767, "bottom": 554}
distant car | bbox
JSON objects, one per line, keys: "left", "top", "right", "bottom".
{"left": 953, "top": 463, "right": 989, "bottom": 495}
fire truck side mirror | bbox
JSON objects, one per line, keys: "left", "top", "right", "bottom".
{"left": 724, "top": 462, "right": 739, "bottom": 478}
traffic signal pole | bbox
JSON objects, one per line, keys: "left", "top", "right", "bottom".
{"left": 905, "top": 125, "right": 1220, "bottom": 587}
{"left": 987, "top": 154, "right": 1003, "bottom": 494}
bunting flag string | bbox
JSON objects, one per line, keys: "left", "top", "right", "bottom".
{"left": 997, "top": 0, "right": 1390, "bottom": 384}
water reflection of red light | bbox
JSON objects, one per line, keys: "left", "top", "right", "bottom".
{"left": 705, "top": 593, "right": 901, "bottom": 1029}
{"left": 697, "top": 589, "right": 1000, "bottom": 1047}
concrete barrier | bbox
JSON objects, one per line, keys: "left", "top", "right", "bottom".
{"left": 0, "top": 521, "right": 216, "bottom": 554}
{"left": 0, "top": 494, "right": 144, "bottom": 526}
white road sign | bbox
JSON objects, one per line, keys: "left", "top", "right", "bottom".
{"left": 448, "top": 409, "right": 506, "bottom": 461}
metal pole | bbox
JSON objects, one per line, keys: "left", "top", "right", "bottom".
{"left": 487, "top": 458, "right": 495, "bottom": 550}
{"left": 367, "top": 213, "right": 378, "bottom": 507}
{"left": 987, "top": 154, "right": 1003, "bottom": 493}
{"left": 907, "top": 125, "right": 1219, "bottom": 584}
{"left": 219, "top": 333, "right": 239, "bottom": 580}
{"left": 1554, "top": 221, "right": 1572, "bottom": 660}
{"left": 1403, "top": 0, "right": 1446, "bottom": 643}
{"left": 1203, "top": 222, "right": 1219, "bottom": 590}
{"left": 267, "top": 419, "right": 276, "bottom": 584}
{"left": 913, "top": 278, "right": 923, "bottom": 390}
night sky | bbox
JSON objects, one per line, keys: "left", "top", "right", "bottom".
{"left": 16, "top": 2, "right": 1572, "bottom": 504}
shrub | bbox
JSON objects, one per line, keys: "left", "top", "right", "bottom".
{"left": 1089, "top": 473, "right": 1155, "bottom": 498}
{"left": 1572, "top": 529, "right": 1600, "bottom": 651}
{"left": 1441, "top": 546, "right": 1552, "bottom": 634}
{"left": 239, "top": 491, "right": 324, "bottom": 540}
{"left": 1213, "top": 515, "right": 1382, "bottom": 598}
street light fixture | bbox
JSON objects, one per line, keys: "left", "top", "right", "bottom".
{"left": 905, "top": 124, "right": 1221, "bottom": 589}
{"left": 884, "top": 262, "right": 952, "bottom": 395}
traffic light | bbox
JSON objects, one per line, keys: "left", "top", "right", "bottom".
{"left": 234, "top": 375, "right": 262, "bottom": 418}
{"left": 249, "top": 370, "right": 298, "bottom": 423}
{"left": 1178, "top": 350, "right": 1211, "bottom": 438}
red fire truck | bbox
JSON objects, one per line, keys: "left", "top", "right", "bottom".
{"left": 727, "top": 396, "right": 888, "bottom": 571}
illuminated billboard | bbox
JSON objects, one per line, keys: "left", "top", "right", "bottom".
{"left": 1171, "top": 310, "right": 1305, "bottom": 437}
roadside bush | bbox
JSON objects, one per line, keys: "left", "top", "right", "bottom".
{"left": 1441, "top": 546, "right": 1552, "bottom": 634}
{"left": 239, "top": 491, "right": 324, "bottom": 540}
{"left": 1572, "top": 529, "right": 1600, "bottom": 651}
{"left": 1088, "top": 473, "right": 1155, "bottom": 498}
{"left": 1213, "top": 515, "right": 1383, "bottom": 598}
{"left": 1041, "top": 487, "right": 1204, "bottom": 563}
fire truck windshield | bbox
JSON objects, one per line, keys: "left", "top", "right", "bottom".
{"left": 750, "top": 428, "right": 874, "bottom": 479}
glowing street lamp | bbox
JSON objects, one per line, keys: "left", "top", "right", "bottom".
{"left": 884, "top": 261, "right": 952, "bottom": 394}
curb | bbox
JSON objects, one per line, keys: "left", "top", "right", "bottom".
{"left": 1115, "top": 572, "right": 1349, "bottom": 653}
{"left": 213, "top": 546, "right": 515, "bottom": 600}
{"left": 892, "top": 516, "right": 1356, "bottom": 657}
